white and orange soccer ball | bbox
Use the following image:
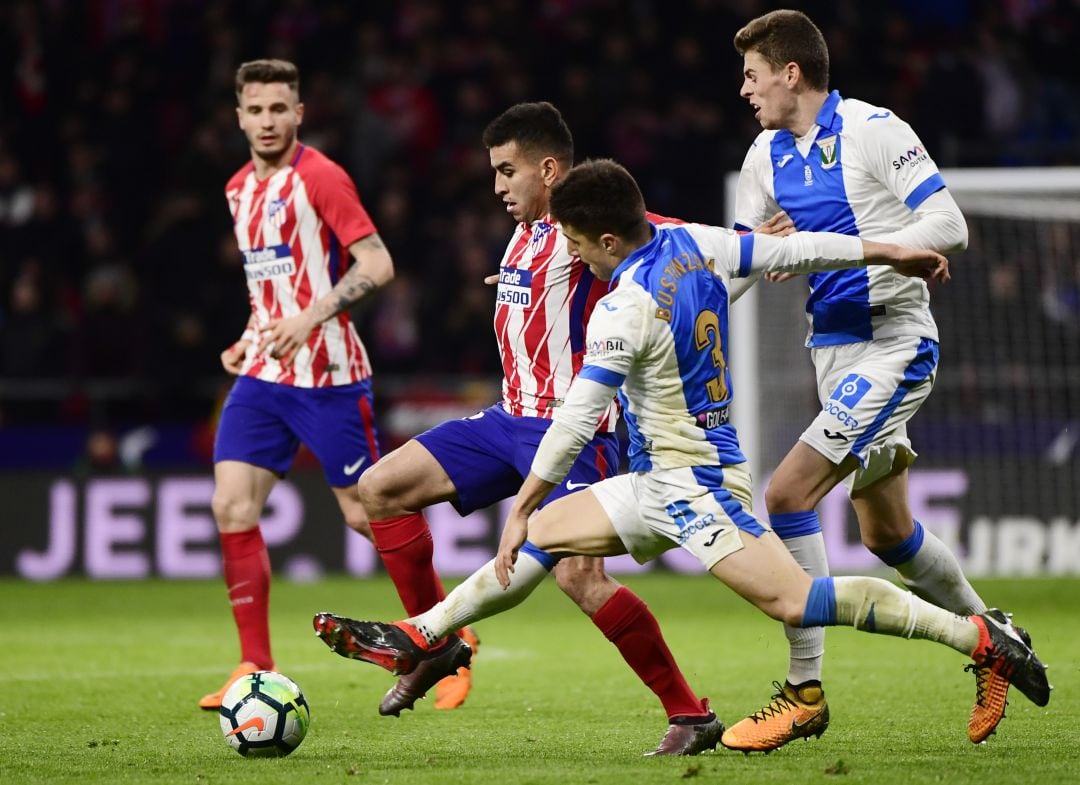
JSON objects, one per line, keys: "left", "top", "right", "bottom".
{"left": 218, "top": 671, "right": 310, "bottom": 757}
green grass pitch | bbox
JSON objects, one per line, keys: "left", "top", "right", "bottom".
{"left": 1, "top": 575, "right": 1074, "bottom": 784}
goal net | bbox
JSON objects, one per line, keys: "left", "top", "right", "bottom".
{"left": 727, "top": 167, "right": 1080, "bottom": 576}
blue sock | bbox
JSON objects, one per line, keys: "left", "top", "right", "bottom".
{"left": 520, "top": 540, "right": 559, "bottom": 571}
{"left": 873, "top": 520, "right": 925, "bottom": 567}
{"left": 801, "top": 576, "right": 837, "bottom": 627}
{"left": 770, "top": 510, "right": 821, "bottom": 539}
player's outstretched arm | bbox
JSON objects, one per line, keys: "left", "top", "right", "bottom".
{"left": 260, "top": 232, "right": 395, "bottom": 364}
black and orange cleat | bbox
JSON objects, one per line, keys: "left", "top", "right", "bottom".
{"left": 968, "top": 610, "right": 1049, "bottom": 716}
{"left": 313, "top": 613, "right": 434, "bottom": 676}
{"left": 966, "top": 620, "right": 1031, "bottom": 743}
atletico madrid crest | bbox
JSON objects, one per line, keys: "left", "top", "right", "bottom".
{"left": 266, "top": 198, "right": 288, "bottom": 228}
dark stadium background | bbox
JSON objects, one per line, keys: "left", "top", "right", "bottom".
{"left": 1, "top": 0, "right": 1077, "bottom": 578}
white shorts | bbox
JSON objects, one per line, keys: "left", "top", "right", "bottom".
{"left": 589, "top": 463, "right": 767, "bottom": 571}
{"left": 800, "top": 335, "right": 938, "bottom": 493}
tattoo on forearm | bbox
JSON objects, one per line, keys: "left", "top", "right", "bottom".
{"left": 311, "top": 233, "right": 387, "bottom": 321}
{"left": 310, "top": 263, "right": 375, "bottom": 321}
{"left": 331, "top": 269, "right": 378, "bottom": 313}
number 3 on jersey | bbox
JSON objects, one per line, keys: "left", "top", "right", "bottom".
{"left": 694, "top": 309, "right": 728, "bottom": 402}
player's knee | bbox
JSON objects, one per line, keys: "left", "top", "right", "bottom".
{"left": 210, "top": 490, "right": 260, "bottom": 531}
{"left": 764, "top": 481, "right": 805, "bottom": 515}
{"left": 356, "top": 464, "right": 394, "bottom": 517}
{"left": 552, "top": 559, "right": 617, "bottom": 613}
{"left": 860, "top": 527, "right": 907, "bottom": 554}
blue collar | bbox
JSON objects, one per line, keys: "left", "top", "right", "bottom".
{"left": 610, "top": 224, "right": 660, "bottom": 287}
{"left": 814, "top": 90, "right": 843, "bottom": 132}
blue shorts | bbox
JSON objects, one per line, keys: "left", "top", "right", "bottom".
{"left": 214, "top": 376, "right": 381, "bottom": 487}
{"left": 415, "top": 403, "right": 620, "bottom": 515}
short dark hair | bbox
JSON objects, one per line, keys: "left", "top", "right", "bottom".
{"left": 733, "top": 10, "right": 829, "bottom": 92}
{"left": 481, "top": 101, "right": 574, "bottom": 167}
{"left": 235, "top": 59, "right": 300, "bottom": 99}
{"left": 549, "top": 159, "right": 647, "bottom": 240}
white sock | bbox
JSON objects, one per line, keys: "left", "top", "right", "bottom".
{"left": 782, "top": 533, "right": 828, "bottom": 684}
{"left": 408, "top": 552, "right": 551, "bottom": 645}
{"left": 892, "top": 528, "right": 986, "bottom": 615}
{"left": 832, "top": 576, "right": 979, "bottom": 655}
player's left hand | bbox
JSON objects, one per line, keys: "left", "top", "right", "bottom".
{"left": 260, "top": 311, "right": 319, "bottom": 366}
{"left": 495, "top": 511, "right": 529, "bottom": 589}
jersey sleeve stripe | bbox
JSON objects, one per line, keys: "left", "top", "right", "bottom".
{"left": 904, "top": 173, "right": 946, "bottom": 210}
{"left": 733, "top": 222, "right": 753, "bottom": 232}
{"left": 568, "top": 265, "right": 595, "bottom": 354}
{"left": 738, "top": 233, "right": 755, "bottom": 277}
{"left": 579, "top": 365, "right": 625, "bottom": 387}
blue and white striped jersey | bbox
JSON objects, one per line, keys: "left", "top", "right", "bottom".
{"left": 531, "top": 223, "right": 865, "bottom": 481}
{"left": 734, "top": 91, "right": 945, "bottom": 347}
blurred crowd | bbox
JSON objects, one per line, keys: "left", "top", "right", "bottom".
{"left": 2, "top": 0, "right": 1079, "bottom": 427}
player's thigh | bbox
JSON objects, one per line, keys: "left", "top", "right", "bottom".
{"left": 766, "top": 440, "right": 854, "bottom": 513}
{"left": 527, "top": 488, "right": 627, "bottom": 558}
{"left": 357, "top": 438, "right": 458, "bottom": 515}
{"left": 212, "top": 460, "right": 279, "bottom": 532}
{"left": 850, "top": 467, "right": 915, "bottom": 549}
{"left": 289, "top": 380, "right": 382, "bottom": 488}
{"left": 213, "top": 376, "right": 301, "bottom": 478}
{"left": 804, "top": 336, "right": 938, "bottom": 493}
{"left": 412, "top": 405, "right": 525, "bottom": 514}
{"left": 708, "top": 529, "right": 813, "bottom": 625}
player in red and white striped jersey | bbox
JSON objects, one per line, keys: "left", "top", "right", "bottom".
{"left": 200, "top": 59, "right": 394, "bottom": 710}
{"left": 494, "top": 201, "right": 680, "bottom": 429}
{"left": 334, "top": 103, "right": 718, "bottom": 756}
{"left": 492, "top": 206, "right": 617, "bottom": 429}
{"left": 225, "top": 142, "right": 376, "bottom": 387}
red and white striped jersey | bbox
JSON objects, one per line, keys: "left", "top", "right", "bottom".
{"left": 225, "top": 144, "right": 377, "bottom": 387}
{"left": 493, "top": 212, "right": 682, "bottom": 431}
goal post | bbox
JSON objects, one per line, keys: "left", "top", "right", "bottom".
{"left": 726, "top": 167, "right": 1080, "bottom": 576}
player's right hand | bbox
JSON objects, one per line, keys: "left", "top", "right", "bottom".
{"left": 495, "top": 511, "right": 529, "bottom": 589}
{"left": 891, "top": 247, "right": 951, "bottom": 282}
{"left": 221, "top": 339, "right": 250, "bottom": 375}
{"left": 483, "top": 273, "right": 499, "bottom": 285}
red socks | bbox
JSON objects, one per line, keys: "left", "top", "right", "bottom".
{"left": 591, "top": 587, "right": 708, "bottom": 721}
{"left": 370, "top": 513, "right": 447, "bottom": 617}
{"left": 220, "top": 528, "right": 273, "bottom": 669}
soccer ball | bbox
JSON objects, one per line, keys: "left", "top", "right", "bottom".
{"left": 218, "top": 671, "right": 311, "bottom": 757}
